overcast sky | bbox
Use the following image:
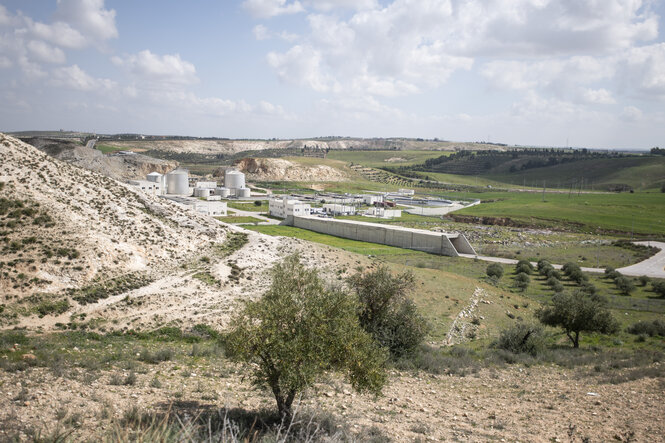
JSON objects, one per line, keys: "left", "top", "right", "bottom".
{"left": 1, "top": 0, "right": 664, "bottom": 149}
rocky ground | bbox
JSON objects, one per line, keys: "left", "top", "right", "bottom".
{"left": 234, "top": 157, "right": 350, "bottom": 182}
{"left": 2, "top": 352, "right": 662, "bottom": 442}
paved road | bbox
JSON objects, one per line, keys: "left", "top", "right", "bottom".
{"left": 616, "top": 241, "right": 665, "bottom": 278}
{"left": 460, "top": 241, "right": 665, "bottom": 279}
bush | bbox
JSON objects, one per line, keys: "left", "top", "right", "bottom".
{"left": 348, "top": 266, "right": 429, "bottom": 359}
{"left": 604, "top": 266, "right": 615, "bottom": 276}
{"left": 652, "top": 281, "right": 665, "bottom": 298}
{"left": 638, "top": 276, "right": 650, "bottom": 287}
{"left": 514, "top": 272, "right": 530, "bottom": 290}
{"left": 493, "top": 322, "right": 545, "bottom": 356}
{"left": 226, "top": 254, "right": 386, "bottom": 418}
{"left": 579, "top": 282, "right": 597, "bottom": 295}
{"left": 606, "top": 270, "right": 622, "bottom": 281}
{"left": 486, "top": 263, "right": 504, "bottom": 280}
{"left": 615, "top": 276, "right": 635, "bottom": 295}
{"left": 515, "top": 260, "right": 533, "bottom": 275}
{"left": 546, "top": 277, "right": 564, "bottom": 293}
{"left": 253, "top": 200, "right": 262, "bottom": 207}
{"left": 627, "top": 320, "right": 665, "bottom": 337}
{"left": 568, "top": 268, "right": 588, "bottom": 285}
{"left": 562, "top": 262, "right": 581, "bottom": 276}
{"left": 537, "top": 259, "right": 551, "bottom": 272}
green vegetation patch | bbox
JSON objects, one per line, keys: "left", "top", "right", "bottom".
{"left": 245, "top": 225, "right": 410, "bottom": 256}
{"left": 213, "top": 232, "right": 249, "bottom": 257}
{"left": 226, "top": 201, "right": 269, "bottom": 212}
{"left": 69, "top": 273, "right": 152, "bottom": 305}
{"left": 216, "top": 216, "right": 263, "bottom": 224}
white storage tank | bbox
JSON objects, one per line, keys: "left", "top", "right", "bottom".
{"left": 166, "top": 169, "right": 189, "bottom": 195}
{"left": 146, "top": 172, "right": 162, "bottom": 183}
{"left": 216, "top": 187, "right": 230, "bottom": 198}
{"left": 194, "top": 188, "right": 211, "bottom": 198}
{"left": 236, "top": 187, "right": 251, "bottom": 198}
{"left": 224, "top": 170, "right": 245, "bottom": 190}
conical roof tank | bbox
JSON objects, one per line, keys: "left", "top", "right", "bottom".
{"left": 224, "top": 170, "right": 245, "bottom": 189}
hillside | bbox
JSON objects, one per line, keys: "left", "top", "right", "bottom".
{"left": 0, "top": 133, "right": 353, "bottom": 331}
{"left": 22, "top": 137, "right": 178, "bottom": 181}
{"left": 233, "top": 157, "right": 352, "bottom": 182}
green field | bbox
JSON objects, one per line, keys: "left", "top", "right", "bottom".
{"left": 226, "top": 200, "right": 269, "bottom": 212}
{"left": 95, "top": 144, "right": 126, "bottom": 154}
{"left": 327, "top": 150, "right": 449, "bottom": 168}
{"left": 216, "top": 216, "right": 263, "bottom": 224}
{"left": 486, "top": 156, "right": 665, "bottom": 191}
{"left": 450, "top": 190, "right": 665, "bottom": 236}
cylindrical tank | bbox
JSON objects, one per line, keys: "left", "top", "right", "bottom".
{"left": 224, "top": 170, "right": 245, "bottom": 190}
{"left": 236, "top": 187, "right": 251, "bottom": 198}
{"left": 166, "top": 169, "right": 189, "bottom": 195}
{"left": 216, "top": 187, "right": 230, "bottom": 198}
{"left": 194, "top": 188, "right": 211, "bottom": 198}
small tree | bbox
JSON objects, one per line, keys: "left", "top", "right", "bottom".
{"left": 486, "top": 263, "right": 504, "bottom": 280}
{"left": 254, "top": 200, "right": 263, "bottom": 207}
{"left": 615, "top": 276, "right": 635, "bottom": 295}
{"left": 515, "top": 259, "right": 534, "bottom": 275}
{"left": 514, "top": 272, "right": 530, "bottom": 291}
{"left": 348, "top": 266, "right": 428, "bottom": 360}
{"left": 536, "top": 292, "right": 619, "bottom": 348}
{"left": 226, "top": 255, "right": 386, "bottom": 418}
{"left": 638, "top": 276, "right": 650, "bottom": 287}
{"left": 562, "top": 262, "right": 580, "bottom": 276}
{"left": 652, "top": 281, "right": 665, "bottom": 298}
{"left": 494, "top": 322, "right": 545, "bottom": 356}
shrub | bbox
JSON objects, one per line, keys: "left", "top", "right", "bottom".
{"left": 253, "top": 200, "right": 262, "bottom": 207}
{"left": 606, "top": 270, "right": 622, "bottom": 281}
{"left": 537, "top": 259, "right": 551, "bottom": 272}
{"left": 579, "top": 282, "right": 597, "bottom": 295}
{"left": 348, "top": 266, "right": 429, "bottom": 360}
{"left": 493, "top": 322, "right": 545, "bottom": 356}
{"left": 514, "top": 272, "right": 530, "bottom": 291}
{"left": 545, "top": 268, "right": 562, "bottom": 280}
{"left": 568, "top": 268, "right": 588, "bottom": 285}
{"left": 486, "top": 263, "right": 504, "bottom": 280}
{"left": 604, "top": 266, "right": 615, "bottom": 276}
{"left": 638, "top": 276, "right": 650, "bottom": 287}
{"left": 615, "top": 276, "right": 635, "bottom": 295}
{"left": 225, "top": 254, "right": 386, "bottom": 418}
{"left": 562, "top": 262, "right": 581, "bottom": 276}
{"left": 627, "top": 320, "right": 665, "bottom": 337}
{"left": 536, "top": 292, "right": 619, "bottom": 348}
{"left": 515, "top": 260, "right": 533, "bottom": 275}
{"left": 652, "top": 281, "right": 665, "bottom": 298}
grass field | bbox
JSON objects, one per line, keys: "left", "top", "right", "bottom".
{"left": 216, "top": 216, "right": 263, "bottom": 224}
{"left": 226, "top": 201, "right": 269, "bottom": 212}
{"left": 327, "top": 150, "right": 449, "bottom": 168}
{"left": 449, "top": 190, "right": 665, "bottom": 235}
{"left": 95, "top": 144, "right": 126, "bottom": 154}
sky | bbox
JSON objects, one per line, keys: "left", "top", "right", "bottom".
{"left": 1, "top": 0, "right": 664, "bottom": 149}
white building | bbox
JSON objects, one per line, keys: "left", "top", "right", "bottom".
{"left": 364, "top": 207, "right": 402, "bottom": 218}
{"left": 323, "top": 204, "right": 356, "bottom": 216}
{"left": 362, "top": 194, "right": 383, "bottom": 205}
{"left": 130, "top": 179, "right": 164, "bottom": 196}
{"left": 398, "top": 188, "right": 415, "bottom": 196}
{"left": 195, "top": 181, "right": 217, "bottom": 189}
{"left": 269, "top": 196, "right": 312, "bottom": 219}
{"left": 190, "top": 200, "right": 227, "bottom": 217}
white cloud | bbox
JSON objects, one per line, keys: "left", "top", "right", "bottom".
{"left": 267, "top": 45, "right": 333, "bottom": 92}
{"left": 113, "top": 50, "right": 198, "bottom": 85}
{"left": 0, "top": 55, "right": 12, "bottom": 69}
{"left": 53, "top": 0, "right": 118, "bottom": 43}
{"left": 253, "top": 24, "right": 270, "bottom": 40}
{"left": 303, "top": 0, "right": 378, "bottom": 11}
{"left": 28, "top": 20, "right": 88, "bottom": 49}
{"left": 580, "top": 88, "right": 616, "bottom": 105}
{"left": 26, "top": 40, "right": 66, "bottom": 64}
{"left": 619, "top": 43, "right": 665, "bottom": 99}
{"left": 52, "top": 64, "right": 116, "bottom": 91}
{"left": 253, "top": 24, "right": 298, "bottom": 42}
{"left": 243, "top": 0, "right": 304, "bottom": 18}
{"left": 621, "top": 105, "right": 643, "bottom": 121}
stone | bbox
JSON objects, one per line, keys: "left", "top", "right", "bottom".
{"left": 22, "top": 353, "right": 37, "bottom": 361}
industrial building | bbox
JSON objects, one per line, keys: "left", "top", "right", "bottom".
{"left": 129, "top": 179, "right": 164, "bottom": 196}
{"left": 269, "top": 196, "right": 312, "bottom": 218}
{"left": 162, "top": 195, "right": 227, "bottom": 217}
{"left": 363, "top": 207, "right": 401, "bottom": 218}
{"left": 165, "top": 169, "right": 190, "bottom": 195}
{"left": 323, "top": 204, "right": 356, "bottom": 216}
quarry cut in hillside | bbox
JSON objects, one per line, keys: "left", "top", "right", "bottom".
{"left": 0, "top": 133, "right": 227, "bottom": 299}
{"left": 23, "top": 137, "right": 178, "bottom": 181}
{"left": 233, "top": 157, "right": 349, "bottom": 182}
{"left": 0, "top": 133, "right": 362, "bottom": 332}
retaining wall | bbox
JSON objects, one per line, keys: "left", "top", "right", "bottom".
{"left": 290, "top": 216, "right": 476, "bottom": 257}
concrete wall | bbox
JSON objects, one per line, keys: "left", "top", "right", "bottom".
{"left": 291, "top": 216, "right": 475, "bottom": 257}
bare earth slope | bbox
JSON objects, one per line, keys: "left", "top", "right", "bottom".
{"left": 234, "top": 157, "right": 349, "bottom": 181}
{"left": 22, "top": 137, "right": 178, "bottom": 180}
{"left": 0, "top": 133, "right": 356, "bottom": 332}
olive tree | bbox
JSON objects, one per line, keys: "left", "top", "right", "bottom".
{"left": 536, "top": 292, "right": 619, "bottom": 348}
{"left": 225, "top": 255, "right": 386, "bottom": 418}
{"left": 348, "top": 266, "right": 429, "bottom": 360}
